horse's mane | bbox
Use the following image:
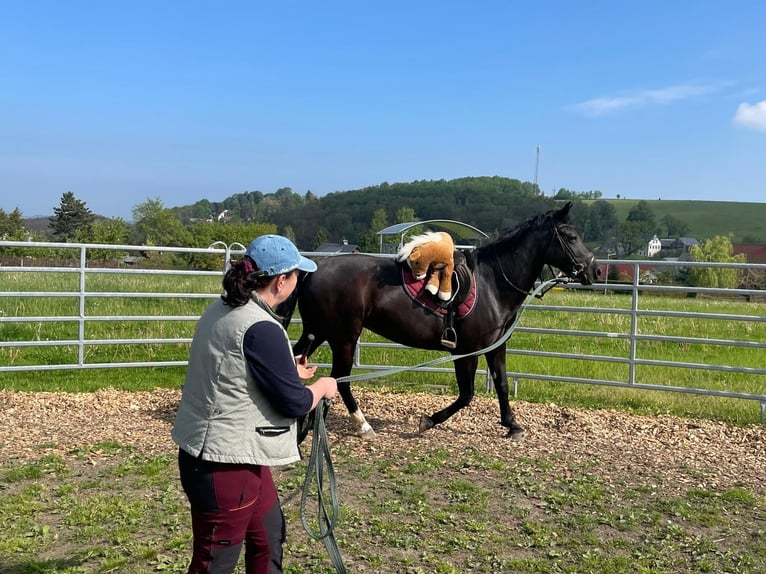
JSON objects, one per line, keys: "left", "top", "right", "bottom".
{"left": 475, "top": 210, "right": 560, "bottom": 255}
{"left": 397, "top": 231, "right": 447, "bottom": 261}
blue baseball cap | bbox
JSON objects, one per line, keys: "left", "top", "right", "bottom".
{"left": 245, "top": 234, "right": 317, "bottom": 276}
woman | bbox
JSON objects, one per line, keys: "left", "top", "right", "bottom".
{"left": 172, "top": 234, "right": 337, "bottom": 574}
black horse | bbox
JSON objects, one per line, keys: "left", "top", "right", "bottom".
{"left": 279, "top": 202, "right": 600, "bottom": 438}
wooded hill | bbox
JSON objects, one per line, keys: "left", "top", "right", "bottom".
{"left": 170, "top": 176, "right": 766, "bottom": 250}
{"left": 171, "top": 177, "right": 550, "bottom": 250}
{"left": 15, "top": 177, "right": 765, "bottom": 252}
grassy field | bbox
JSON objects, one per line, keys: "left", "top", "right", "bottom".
{"left": 584, "top": 199, "right": 766, "bottom": 243}
{"left": 1, "top": 271, "right": 764, "bottom": 425}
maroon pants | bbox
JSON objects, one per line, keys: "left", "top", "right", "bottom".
{"left": 178, "top": 449, "right": 285, "bottom": 574}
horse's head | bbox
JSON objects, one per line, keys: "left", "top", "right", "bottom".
{"left": 548, "top": 202, "right": 600, "bottom": 285}
{"left": 407, "top": 247, "right": 431, "bottom": 279}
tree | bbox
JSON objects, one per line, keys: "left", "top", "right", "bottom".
{"left": 0, "top": 208, "right": 28, "bottom": 240}
{"left": 304, "top": 190, "right": 318, "bottom": 203}
{"left": 360, "top": 208, "right": 388, "bottom": 252}
{"left": 661, "top": 214, "right": 690, "bottom": 238}
{"left": 49, "top": 191, "right": 96, "bottom": 241}
{"left": 282, "top": 225, "right": 296, "bottom": 244}
{"left": 585, "top": 200, "right": 618, "bottom": 243}
{"left": 76, "top": 218, "right": 131, "bottom": 260}
{"left": 688, "top": 234, "right": 746, "bottom": 288}
{"left": 394, "top": 206, "right": 419, "bottom": 245}
{"left": 80, "top": 217, "right": 129, "bottom": 244}
{"left": 273, "top": 187, "right": 302, "bottom": 209}
{"left": 190, "top": 199, "right": 213, "bottom": 221}
{"left": 131, "top": 197, "right": 192, "bottom": 247}
{"left": 313, "top": 227, "right": 328, "bottom": 249}
{"left": 618, "top": 220, "right": 644, "bottom": 256}
{"left": 554, "top": 188, "right": 602, "bottom": 200}
{"left": 394, "top": 206, "right": 417, "bottom": 224}
{"left": 626, "top": 200, "right": 656, "bottom": 228}
{"left": 619, "top": 200, "right": 657, "bottom": 255}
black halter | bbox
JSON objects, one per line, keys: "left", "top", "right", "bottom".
{"left": 494, "top": 216, "right": 589, "bottom": 298}
{"left": 552, "top": 222, "right": 595, "bottom": 277}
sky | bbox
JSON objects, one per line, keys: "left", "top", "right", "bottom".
{"left": 1, "top": 1, "right": 765, "bottom": 221}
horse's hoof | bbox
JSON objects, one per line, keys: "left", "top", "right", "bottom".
{"left": 506, "top": 427, "right": 525, "bottom": 441}
{"left": 355, "top": 426, "right": 376, "bottom": 440}
{"left": 419, "top": 415, "right": 435, "bottom": 433}
{"left": 357, "top": 428, "right": 376, "bottom": 440}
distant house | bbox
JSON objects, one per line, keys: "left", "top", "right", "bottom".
{"left": 640, "top": 236, "right": 699, "bottom": 260}
{"left": 603, "top": 263, "right": 659, "bottom": 284}
{"left": 732, "top": 243, "right": 766, "bottom": 264}
{"left": 640, "top": 235, "right": 662, "bottom": 257}
{"left": 314, "top": 240, "right": 361, "bottom": 254}
{"left": 678, "top": 237, "right": 700, "bottom": 250}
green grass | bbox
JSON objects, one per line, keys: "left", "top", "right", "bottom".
{"left": 1, "top": 443, "right": 763, "bottom": 573}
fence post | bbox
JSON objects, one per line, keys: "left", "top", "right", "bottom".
{"left": 628, "top": 262, "right": 640, "bottom": 385}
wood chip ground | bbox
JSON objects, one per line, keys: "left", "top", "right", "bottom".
{"left": 1, "top": 388, "right": 764, "bottom": 495}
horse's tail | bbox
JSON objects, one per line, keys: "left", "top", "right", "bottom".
{"left": 275, "top": 270, "right": 307, "bottom": 328}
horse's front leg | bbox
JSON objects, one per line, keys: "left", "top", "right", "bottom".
{"left": 331, "top": 341, "right": 376, "bottom": 439}
{"left": 419, "top": 355, "right": 477, "bottom": 432}
{"left": 486, "top": 345, "right": 524, "bottom": 439}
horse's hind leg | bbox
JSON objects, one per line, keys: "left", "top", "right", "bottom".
{"left": 331, "top": 341, "right": 376, "bottom": 439}
{"left": 486, "top": 346, "right": 524, "bottom": 438}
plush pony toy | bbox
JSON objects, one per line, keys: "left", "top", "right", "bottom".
{"left": 397, "top": 231, "right": 455, "bottom": 301}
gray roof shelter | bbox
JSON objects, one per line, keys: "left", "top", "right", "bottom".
{"left": 376, "top": 220, "right": 488, "bottom": 254}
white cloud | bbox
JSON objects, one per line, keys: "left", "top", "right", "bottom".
{"left": 733, "top": 101, "right": 766, "bottom": 131}
{"left": 570, "top": 84, "right": 717, "bottom": 117}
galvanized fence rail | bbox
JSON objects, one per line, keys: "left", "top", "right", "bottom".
{"left": 1, "top": 240, "right": 765, "bottom": 420}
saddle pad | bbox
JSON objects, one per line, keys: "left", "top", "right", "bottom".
{"left": 401, "top": 266, "right": 477, "bottom": 318}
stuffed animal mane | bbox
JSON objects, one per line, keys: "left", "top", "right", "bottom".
{"left": 397, "top": 231, "right": 447, "bottom": 260}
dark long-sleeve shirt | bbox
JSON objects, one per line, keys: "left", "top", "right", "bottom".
{"left": 243, "top": 321, "right": 313, "bottom": 418}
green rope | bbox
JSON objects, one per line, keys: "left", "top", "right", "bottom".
{"left": 301, "top": 399, "right": 346, "bottom": 573}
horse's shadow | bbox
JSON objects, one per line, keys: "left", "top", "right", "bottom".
{"left": 324, "top": 413, "right": 428, "bottom": 442}
{"left": 143, "top": 399, "right": 178, "bottom": 425}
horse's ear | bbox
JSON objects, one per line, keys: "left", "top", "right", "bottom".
{"left": 557, "top": 201, "right": 573, "bottom": 220}
{"left": 409, "top": 248, "right": 421, "bottom": 262}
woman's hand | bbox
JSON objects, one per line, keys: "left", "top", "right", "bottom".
{"left": 295, "top": 355, "right": 317, "bottom": 380}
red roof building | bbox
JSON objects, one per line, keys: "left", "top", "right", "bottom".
{"left": 732, "top": 243, "right": 766, "bottom": 264}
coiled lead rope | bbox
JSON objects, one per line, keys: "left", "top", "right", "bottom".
{"left": 300, "top": 399, "right": 346, "bottom": 573}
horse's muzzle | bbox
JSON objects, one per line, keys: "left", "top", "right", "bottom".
{"left": 576, "top": 255, "right": 601, "bottom": 285}
{"left": 575, "top": 256, "right": 600, "bottom": 285}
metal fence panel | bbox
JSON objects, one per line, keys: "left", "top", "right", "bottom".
{"left": 1, "top": 240, "right": 764, "bottom": 420}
